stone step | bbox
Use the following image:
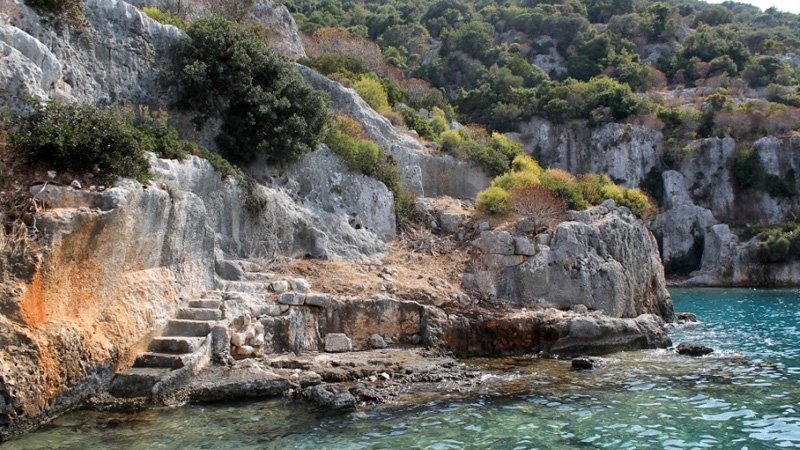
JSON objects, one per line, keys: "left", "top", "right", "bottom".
{"left": 217, "top": 280, "right": 272, "bottom": 294}
{"left": 243, "top": 272, "right": 274, "bottom": 282}
{"left": 148, "top": 336, "right": 206, "bottom": 354}
{"left": 134, "top": 352, "right": 185, "bottom": 369}
{"left": 109, "top": 368, "right": 170, "bottom": 398}
{"left": 164, "top": 319, "right": 213, "bottom": 337}
{"left": 187, "top": 299, "right": 221, "bottom": 309}
{"left": 177, "top": 307, "right": 221, "bottom": 321}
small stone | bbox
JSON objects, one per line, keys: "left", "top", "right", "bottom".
{"left": 514, "top": 237, "right": 537, "bottom": 256}
{"left": 89, "top": 185, "right": 97, "bottom": 192}
{"left": 675, "top": 312, "right": 698, "bottom": 323}
{"left": 676, "top": 342, "right": 713, "bottom": 357}
{"left": 270, "top": 280, "right": 290, "bottom": 293}
{"left": 379, "top": 372, "right": 391, "bottom": 381}
{"left": 236, "top": 345, "right": 255, "bottom": 356}
{"left": 369, "top": 334, "right": 387, "bottom": 349}
{"left": 278, "top": 292, "right": 304, "bottom": 306}
{"left": 570, "top": 304, "right": 589, "bottom": 314}
{"left": 571, "top": 357, "right": 604, "bottom": 371}
{"left": 324, "top": 333, "right": 353, "bottom": 353}
{"left": 305, "top": 293, "right": 332, "bottom": 308}
{"left": 410, "top": 334, "right": 421, "bottom": 345}
{"left": 473, "top": 221, "right": 491, "bottom": 232}
{"left": 46, "top": 170, "right": 56, "bottom": 179}
{"left": 70, "top": 180, "right": 82, "bottom": 189}
{"left": 291, "top": 278, "right": 311, "bottom": 293}
{"left": 98, "top": 185, "right": 106, "bottom": 192}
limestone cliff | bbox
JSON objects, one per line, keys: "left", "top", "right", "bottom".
{"left": 464, "top": 201, "right": 673, "bottom": 321}
{"left": 514, "top": 116, "right": 800, "bottom": 286}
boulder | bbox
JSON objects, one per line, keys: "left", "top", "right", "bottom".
{"left": 324, "top": 333, "right": 353, "bottom": 353}
{"left": 369, "top": 334, "right": 387, "bottom": 349}
{"left": 676, "top": 343, "right": 714, "bottom": 357}
{"left": 302, "top": 384, "right": 356, "bottom": 410}
{"left": 571, "top": 357, "right": 605, "bottom": 371}
{"left": 473, "top": 204, "right": 673, "bottom": 320}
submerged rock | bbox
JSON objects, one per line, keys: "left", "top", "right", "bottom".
{"left": 675, "top": 312, "right": 699, "bottom": 323}
{"left": 571, "top": 357, "right": 605, "bottom": 371}
{"left": 302, "top": 384, "right": 356, "bottom": 410}
{"left": 676, "top": 343, "right": 714, "bottom": 357}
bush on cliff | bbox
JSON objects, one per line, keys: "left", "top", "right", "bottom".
{"left": 24, "top": 0, "right": 84, "bottom": 26}
{"left": 175, "top": 16, "right": 328, "bottom": 165}
{"left": 476, "top": 154, "right": 656, "bottom": 218}
{"left": 325, "top": 114, "right": 415, "bottom": 221}
{"left": 8, "top": 102, "right": 243, "bottom": 184}
{"left": 9, "top": 102, "right": 151, "bottom": 183}
{"left": 141, "top": 6, "right": 187, "bottom": 30}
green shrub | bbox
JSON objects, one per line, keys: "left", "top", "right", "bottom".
{"left": 540, "top": 169, "right": 589, "bottom": 210}
{"left": 354, "top": 74, "right": 391, "bottom": 113}
{"left": 325, "top": 115, "right": 407, "bottom": 216}
{"left": 141, "top": 6, "right": 187, "bottom": 30}
{"left": 752, "top": 224, "right": 800, "bottom": 264}
{"left": 176, "top": 16, "right": 328, "bottom": 165}
{"left": 476, "top": 186, "right": 510, "bottom": 215}
{"left": 430, "top": 106, "right": 448, "bottom": 136}
{"left": 731, "top": 145, "right": 765, "bottom": 190}
{"left": 25, "top": 0, "right": 83, "bottom": 26}
{"left": 399, "top": 106, "right": 435, "bottom": 139}
{"left": 10, "top": 102, "right": 150, "bottom": 183}
{"left": 438, "top": 129, "right": 462, "bottom": 153}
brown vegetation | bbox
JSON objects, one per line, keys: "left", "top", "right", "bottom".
{"left": 508, "top": 184, "right": 567, "bottom": 231}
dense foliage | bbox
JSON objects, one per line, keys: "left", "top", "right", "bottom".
{"left": 476, "top": 153, "right": 655, "bottom": 218}
{"left": 8, "top": 102, "right": 242, "bottom": 184}
{"left": 24, "top": 0, "right": 84, "bottom": 26}
{"left": 176, "top": 16, "right": 329, "bottom": 165}
{"left": 288, "top": 0, "right": 800, "bottom": 131}
{"left": 9, "top": 102, "right": 151, "bottom": 182}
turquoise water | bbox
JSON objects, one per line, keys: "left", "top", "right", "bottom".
{"left": 5, "top": 288, "right": 800, "bottom": 449}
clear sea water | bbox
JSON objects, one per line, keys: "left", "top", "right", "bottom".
{"left": 5, "top": 288, "right": 800, "bottom": 449}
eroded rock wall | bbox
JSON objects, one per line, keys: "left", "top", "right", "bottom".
{"left": 465, "top": 202, "right": 673, "bottom": 320}
{"left": 514, "top": 116, "right": 800, "bottom": 285}
{"left": 0, "top": 178, "right": 215, "bottom": 439}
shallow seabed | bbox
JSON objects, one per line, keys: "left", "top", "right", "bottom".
{"left": 5, "top": 288, "right": 800, "bottom": 449}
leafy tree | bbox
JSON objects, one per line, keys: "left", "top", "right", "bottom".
{"left": 175, "top": 16, "right": 328, "bottom": 164}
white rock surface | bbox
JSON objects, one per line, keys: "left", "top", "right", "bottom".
{"left": 468, "top": 202, "right": 673, "bottom": 320}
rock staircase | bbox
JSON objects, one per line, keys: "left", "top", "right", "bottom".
{"left": 109, "top": 295, "right": 223, "bottom": 398}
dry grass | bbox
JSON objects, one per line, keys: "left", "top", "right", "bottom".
{"left": 0, "top": 1, "right": 21, "bottom": 24}
{"left": 0, "top": 132, "right": 42, "bottom": 262}
{"left": 280, "top": 226, "right": 472, "bottom": 308}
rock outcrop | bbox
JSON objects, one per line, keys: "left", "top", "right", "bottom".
{"left": 465, "top": 201, "right": 674, "bottom": 321}
{"left": 513, "top": 117, "right": 661, "bottom": 187}
{"left": 512, "top": 115, "right": 800, "bottom": 286}
{"left": 1, "top": 0, "right": 183, "bottom": 112}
